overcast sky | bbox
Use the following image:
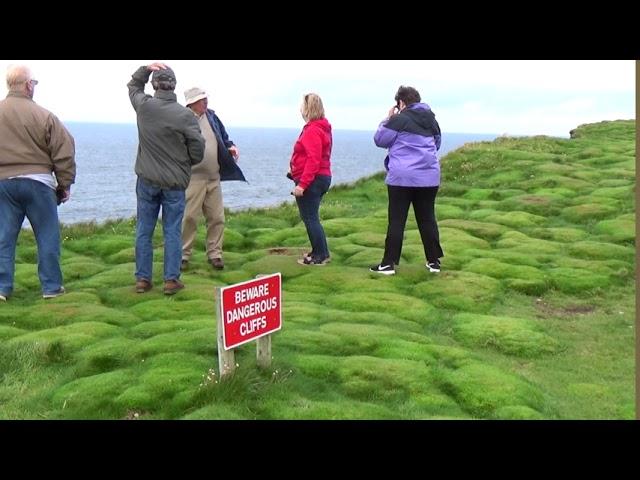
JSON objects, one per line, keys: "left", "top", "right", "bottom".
{"left": 0, "top": 60, "right": 634, "bottom": 137}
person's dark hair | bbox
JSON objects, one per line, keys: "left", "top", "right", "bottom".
{"left": 151, "top": 79, "right": 176, "bottom": 91}
{"left": 394, "top": 85, "right": 421, "bottom": 106}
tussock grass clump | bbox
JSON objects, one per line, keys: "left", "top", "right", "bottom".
{"left": 341, "top": 248, "right": 386, "bottom": 268}
{"left": 132, "top": 328, "right": 216, "bottom": 357}
{"left": 8, "top": 322, "right": 120, "bottom": 351}
{"left": 568, "top": 241, "right": 634, "bottom": 262}
{"left": 129, "top": 299, "right": 214, "bottom": 322}
{"left": 0, "top": 340, "right": 69, "bottom": 376}
{"left": 242, "top": 255, "right": 315, "bottom": 280}
{"left": 321, "top": 217, "right": 378, "bottom": 237}
{"left": 463, "top": 188, "right": 494, "bottom": 201}
{"left": 346, "top": 231, "right": 387, "bottom": 248}
{"left": 483, "top": 211, "right": 547, "bottom": 228}
{"left": 528, "top": 227, "right": 588, "bottom": 243}
{"left": 107, "top": 248, "right": 135, "bottom": 264}
{"left": 452, "top": 313, "right": 560, "bottom": 357}
{"left": 435, "top": 203, "right": 465, "bottom": 219}
{"left": 21, "top": 303, "right": 137, "bottom": 329}
{"left": 594, "top": 218, "right": 635, "bottom": 243}
{"left": 0, "top": 325, "right": 28, "bottom": 340}
{"left": 114, "top": 352, "right": 210, "bottom": 415}
{"left": 547, "top": 268, "right": 610, "bottom": 294}
{"left": 551, "top": 257, "right": 632, "bottom": 280}
{"left": 72, "top": 262, "right": 136, "bottom": 289}
{"left": 339, "top": 357, "right": 428, "bottom": 404}
{"left": 287, "top": 267, "right": 402, "bottom": 294}
{"left": 590, "top": 185, "right": 634, "bottom": 200}
{"left": 561, "top": 204, "right": 618, "bottom": 223}
{"left": 493, "top": 405, "right": 545, "bottom": 419}
{"left": 522, "top": 174, "right": 594, "bottom": 192}
{"left": 465, "top": 258, "right": 546, "bottom": 282}
{"left": 51, "top": 369, "right": 136, "bottom": 419}
{"left": 76, "top": 337, "right": 137, "bottom": 369}
{"left": 324, "top": 292, "right": 434, "bottom": 324}
{"left": 496, "top": 231, "right": 563, "bottom": 255}
{"left": 13, "top": 264, "right": 40, "bottom": 290}
{"left": 16, "top": 246, "right": 38, "bottom": 264}
{"left": 497, "top": 194, "right": 568, "bottom": 216}
{"left": 271, "top": 398, "right": 399, "bottom": 420}
{"left": 506, "top": 278, "right": 549, "bottom": 296}
{"left": 439, "top": 219, "right": 508, "bottom": 240}
{"left": 434, "top": 362, "right": 548, "bottom": 419}
{"left": 438, "top": 227, "right": 491, "bottom": 249}
{"left": 130, "top": 318, "right": 213, "bottom": 339}
{"left": 413, "top": 271, "right": 501, "bottom": 312}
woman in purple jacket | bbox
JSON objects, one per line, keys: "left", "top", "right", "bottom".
{"left": 369, "top": 85, "right": 444, "bottom": 276}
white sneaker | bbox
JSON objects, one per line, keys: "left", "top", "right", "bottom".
{"left": 0, "top": 293, "right": 7, "bottom": 302}
{"left": 427, "top": 261, "right": 441, "bottom": 273}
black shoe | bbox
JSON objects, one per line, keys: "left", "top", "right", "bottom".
{"left": 180, "top": 259, "right": 188, "bottom": 271}
{"left": 369, "top": 263, "right": 395, "bottom": 275}
{"left": 427, "top": 261, "right": 441, "bottom": 273}
{"left": 297, "top": 256, "right": 327, "bottom": 266}
{"left": 304, "top": 252, "right": 331, "bottom": 264}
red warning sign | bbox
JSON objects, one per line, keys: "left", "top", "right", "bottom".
{"left": 219, "top": 273, "right": 281, "bottom": 350}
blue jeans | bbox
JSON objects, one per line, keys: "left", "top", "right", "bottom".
{"left": 0, "top": 178, "right": 63, "bottom": 296}
{"left": 135, "top": 177, "right": 185, "bottom": 282}
{"left": 295, "top": 175, "right": 331, "bottom": 261}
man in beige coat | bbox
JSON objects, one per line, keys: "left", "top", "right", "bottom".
{"left": 181, "top": 87, "right": 244, "bottom": 271}
{"left": 0, "top": 64, "right": 76, "bottom": 301}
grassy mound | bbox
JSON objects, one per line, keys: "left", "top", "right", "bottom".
{"left": 0, "top": 120, "right": 634, "bottom": 419}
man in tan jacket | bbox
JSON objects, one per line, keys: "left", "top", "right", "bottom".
{"left": 181, "top": 87, "right": 245, "bottom": 271}
{"left": 0, "top": 64, "right": 76, "bottom": 301}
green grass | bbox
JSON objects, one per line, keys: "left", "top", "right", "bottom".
{"left": 0, "top": 119, "right": 634, "bottom": 419}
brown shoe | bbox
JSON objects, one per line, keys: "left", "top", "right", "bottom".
{"left": 135, "top": 279, "right": 152, "bottom": 293}
{"left": 164, "top": 279, "right": 185, "bottom": 295}
{"left": 209, "top": 258, "right": 224, "bottom": 270}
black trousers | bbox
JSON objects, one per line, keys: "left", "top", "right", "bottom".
{"left": 382, "top": 185, "right": 444, "bottom": 266}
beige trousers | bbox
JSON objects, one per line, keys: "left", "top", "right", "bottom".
{"left": 181, "top": 179, "right": 225, "bottom": 261}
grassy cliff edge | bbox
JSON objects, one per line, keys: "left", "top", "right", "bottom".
{"left": 0, "top": 120, "right": 635, "bottom": 419}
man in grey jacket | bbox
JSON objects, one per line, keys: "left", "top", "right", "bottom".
{"left": 0, "top": 64, "right": 76, "bottom": 301}
{"left": 128, "top": 62, "right": 205, "bottom": 295}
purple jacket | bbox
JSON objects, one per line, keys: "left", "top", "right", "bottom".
{"left": 374, "top": 102, "right": 442, "bottom": 187}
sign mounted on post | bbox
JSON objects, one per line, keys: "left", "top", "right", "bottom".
{"left": 219, "top": 273, "right": 282, "bottom": 351}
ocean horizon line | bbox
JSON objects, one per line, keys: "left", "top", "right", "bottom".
{"left": 63, "top": 120, "right": 500, "bottom": 137}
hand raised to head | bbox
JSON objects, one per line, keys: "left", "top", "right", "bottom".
{"left": 147, "top": 62, "right": 169, "bottom": 72}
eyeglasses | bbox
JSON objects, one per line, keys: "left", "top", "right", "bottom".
{"left": 29, "top": 79, "right": 39, "bottom": 85}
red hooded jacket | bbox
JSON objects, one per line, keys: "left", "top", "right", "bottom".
{"left": 290, "top": 117, "right": 332, "bottom": 190}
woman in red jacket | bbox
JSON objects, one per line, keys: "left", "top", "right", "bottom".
{"left": 289, "top": 93, "right": 332, "bottom": 265}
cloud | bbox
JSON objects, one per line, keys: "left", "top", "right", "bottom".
{"left": 0, "top": 60, "right": 634, "bottom": 135}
